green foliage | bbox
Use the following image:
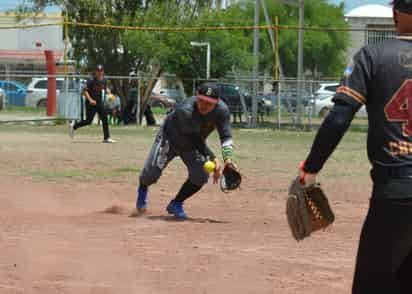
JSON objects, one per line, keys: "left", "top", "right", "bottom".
{"left": 242, "top": 0, "right": 349, "bottom": 78}
{"left": 22, "top": 0, "right": 349, "bottom": 81}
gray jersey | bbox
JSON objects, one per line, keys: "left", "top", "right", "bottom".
{"left": 164, "top": 96, "right": 232, "bottom": 153}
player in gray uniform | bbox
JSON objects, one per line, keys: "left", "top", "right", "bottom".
{"left": 135, "top": 82, "right": 235, "bottom": 219}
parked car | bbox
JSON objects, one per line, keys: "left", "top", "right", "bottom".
{"left": 279, "top": 88, "right": 313, "bottom": 112}
{"left": 257, "top": 93, "right": 276, "bottom": 113}
{"left": 216, "top": 83, "right": 269, "bottom": 123}
{"left": 0, "top": 88, "right": 5, "bottom": 110}
{"left": 158, "top": 88, "right": 186, "bottom": 104}
{"left": 26, "top": 77, "right": 84, "bottom": 108}
{"left": 0, "top": 80, "right": 27, "bottom": 106}
{"left": 149, "top": 92, "right": 176, "bottom": 109}
{"left": 314, "top": 82, "right": 339, "bottom": 99}
{"left": 307, "top": 94, "right": 367, "bottom": 118}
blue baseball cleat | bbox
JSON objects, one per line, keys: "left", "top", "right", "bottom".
{"left": 136, "top": 185, "right": 148, "bottom": 212}
{"left": 166, "top": 200, "right": 187, "bottom": 219}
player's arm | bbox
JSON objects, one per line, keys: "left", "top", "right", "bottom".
{"left": 303, "top": 101, "right": 358, "bottom": 173}
{"left": 216, "top": 110, "right": 234, "bottom": 164}
{"left": 191, "top": 135, "right": 216, "bottom": 161}
{"left": 301, "top": 47, "right": 373, "bottom": 183}
{"left": 105, "top": 81, "right": 111, "bottom": 95}
{"left": 83, "top": 80, "right": 96, "bottom": 105}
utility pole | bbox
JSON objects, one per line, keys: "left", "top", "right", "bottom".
{"left": 259, "top": 0, "right": 284, "bottom": 78}
{"left": 296, "top": 0, "right": 304, "bottom": 126}
{"left": 252, "top": 0, "right": 260, "bottom": 128}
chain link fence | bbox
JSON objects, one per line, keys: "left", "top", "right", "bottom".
{"left": 0, "top": 72, "right": 368, "bottom": 129}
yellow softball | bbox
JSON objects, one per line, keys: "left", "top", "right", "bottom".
{"left": 203, "top": 160, "right": 216, "bottom": 173}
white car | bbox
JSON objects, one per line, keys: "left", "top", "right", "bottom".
{"left": 0, "top": 88, "right": 5, "bottom": 110}
{"left": 26, "top": 77, "right": 84, "bottom": 108}
{"left": 308, "top": 94, "right": 367, "bottom": 118}
{"left": 314, "top": 82, "right": 339, "bottom": 100}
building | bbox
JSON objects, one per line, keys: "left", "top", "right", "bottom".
{"left": 0, "top": 12, "right": 64, "bottom": 74}
{"left": 345, "top": 4, "right": 395, "bottom": 60}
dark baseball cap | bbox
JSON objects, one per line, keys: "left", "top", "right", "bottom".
{"left": 96, "top": 64, "right": 104, "bottom": 71}
{"left": 393, "top": 0, "right": 412, "bottom": 13}
{"left": 197, "top": 82, "right": 220, "bottom": 104}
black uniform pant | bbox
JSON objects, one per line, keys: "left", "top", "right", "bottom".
{"left": 352, "top": 181, "right": 412, "bottom": 294}
{"left": 74, "top": 102, "right": 110, "bottom": 140}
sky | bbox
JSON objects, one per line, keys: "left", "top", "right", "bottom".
{"left": 0, "top": 0, "right": 391, "bottom": 14}
{"left": 329, "top": 0, "right": 390, "bottom": 11}
{"left": 0, "top": 0, "right": 60, "bottom": 13}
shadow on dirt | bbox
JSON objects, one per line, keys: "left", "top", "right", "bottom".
{"left": 145, "top": 215, "right": 229, "bottom": 224}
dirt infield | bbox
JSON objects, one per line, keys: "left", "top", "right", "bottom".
{"left": 0, "top": 124, "right": 371, "bottom": 294}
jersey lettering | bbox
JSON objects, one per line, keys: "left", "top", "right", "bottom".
{"left": 384, "top": 80, "right": 412, "bottom": 137}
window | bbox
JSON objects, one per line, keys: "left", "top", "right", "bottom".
{"left": 325, "top": 85, "right": 338, "bottom": 92}
{"left": 222, "top": 85, "right": 239, "bottom": 98}
{"left": 366, "top": 25, "right": 396, "bottom": 45}
{"left": 57, "top": 80, "right": 64, "bottom": 90}
{"left": 34, "top": 80, "right": 65, "bottom": 90}
{"left": 0, "top": 82, "right": 18, "bottom": 91}
{"left": 34, "top": 80, "right": 48, "bottom": 89}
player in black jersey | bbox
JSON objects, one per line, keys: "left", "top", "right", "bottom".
{"left": 69, "top": 65, "right": 116, "bottom": 143}
{"left": 295, "top": 1, "right": 412, "bottom": 293}
{"left": 135, "top": 82, "right": 235, "bottom": 219}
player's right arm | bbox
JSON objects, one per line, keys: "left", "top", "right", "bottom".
{"left": 83, "top": 80, "right": 96, "bottom": 106}
{"left": 302, "top": 47, "right": 374, "bottom": 177}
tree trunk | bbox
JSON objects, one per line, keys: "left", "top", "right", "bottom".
{"left": 139, "top": 64, "right": 163, "bottom": 125}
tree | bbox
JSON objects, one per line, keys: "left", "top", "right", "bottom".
{"left": 21, "top": 0, "right": 349, "bottom": 90}
{"left": 255, "top": 0, "right": 349, "bottom": 78}
{"left": 20, "top": 0, "right": 254, "bottom": 120}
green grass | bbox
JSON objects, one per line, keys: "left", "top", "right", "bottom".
{"left": 0, "top": 123, "right": 370, "bottom": 186}
{"left": 1, "top": 106, "right": 46, "bottom": 116}
{"left": 151, "top": 107, "right": 169, "bottom": 115}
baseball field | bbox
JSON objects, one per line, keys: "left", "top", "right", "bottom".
{"left": 0, "top": 123, "right": 370, "bottom": 294}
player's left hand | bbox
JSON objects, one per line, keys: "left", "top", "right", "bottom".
{"left": 298, "top": 161, "right": 317, "bottom": 188}
{"left": 220, "top": 160, "right": 242, "bottom": 192}
{"left": 212, "top": 158, "right": 222, "bottom": 184}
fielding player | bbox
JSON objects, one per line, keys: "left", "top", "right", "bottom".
{"left": 136, "top": 82, "right": 235, "bottom": 219}
{"left": 295, "top": 1, "right": 412, "bottom": 292}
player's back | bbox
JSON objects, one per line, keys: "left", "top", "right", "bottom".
{"left": 361, "top": 38, "right": 412, "bottom": 167}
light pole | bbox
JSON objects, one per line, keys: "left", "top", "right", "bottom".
{"left": 190, "top": 41, "right": 211, "bottom": 80}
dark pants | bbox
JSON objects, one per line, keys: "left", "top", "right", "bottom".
{"left": 74, "top": 102, "right": 110, "bottom": 140}
{"left": 139, "top": 126, "right": 209, "bottom": 188}
{"left": 352, "top": 181, "right": 412, "bottom": 294}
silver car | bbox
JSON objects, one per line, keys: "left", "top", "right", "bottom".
{"left": 26, "top": 77, "right": 84, "bottom": 108}
{"left": 0, "top": 88, "right": 5, "bottom": 110}
{"left": 307, "top": 94, "right": 367, "bottom": 118}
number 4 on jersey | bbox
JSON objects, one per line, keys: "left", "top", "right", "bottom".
{"left": 385, "top": 80, "right": 412, "bottom": 137}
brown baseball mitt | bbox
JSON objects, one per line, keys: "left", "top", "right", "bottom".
{"left": 220, "top": 162, "right": 242, "bottom": 192}
{"left": 286, "top": 177, "right": 335, "bottom": 241}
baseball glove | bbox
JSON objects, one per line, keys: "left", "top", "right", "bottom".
{"left": 286, "top": 177, "right": 335, "bottom": 241}
{"left": 220, "top": 162, "right": 242, "bottom": 192}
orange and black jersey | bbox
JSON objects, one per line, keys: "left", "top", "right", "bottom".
{"left": 334, "top": 37, "right": 412, "bottom": 167}
{"left": 304, "top": 37, "right": 412, "bottom": 173}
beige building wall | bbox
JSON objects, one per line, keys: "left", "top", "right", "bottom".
{"left": 346, "top": 16, "right": 394, "bottom": 62}
{"left": 0, "top": 13, "right": 63, "bottom": 51}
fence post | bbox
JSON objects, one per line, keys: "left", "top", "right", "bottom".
{"left": 136, "top": 78, "right": 141, "bottom": 127}
{"left": 274, "top": 16, "right": 281, "bottom": 130}
{"left": 307, "top": 81, "right": 312, "bottom": 130}
{"left": 274, "top": 16, "right": 279, "bottom": 82}
{"left": 277, "top": 80, "right": 281, "bottom": 129}
{"left": 192, "top": 79, "right": 196, "bottom": 96}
